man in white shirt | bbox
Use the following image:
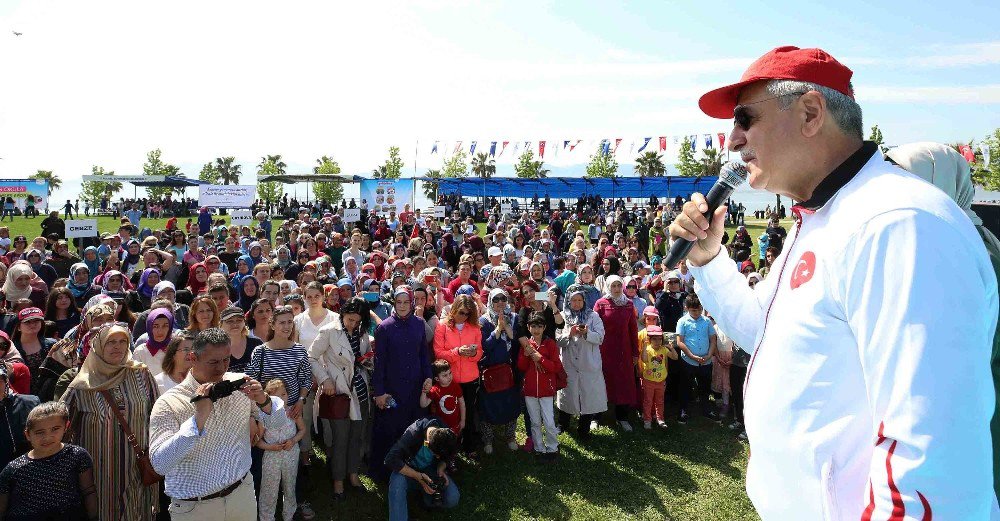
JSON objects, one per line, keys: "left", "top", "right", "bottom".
{"left": 669, "top": 46, "right": 998, "bottom": 519}
{"left": 150, "top": 328, "right": 286, "bottom": 521}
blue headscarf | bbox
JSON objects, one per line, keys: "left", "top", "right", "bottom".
{"left": 67, "top": 263, "right": 93, "bottom": 299}
{"left": 237, "top": 276, "right": 259, "bottom": 312}
{"left": 231, "top": 255, "right": 253, "bottom": 289}
{"left": 82, "top": 246, "right": 101, "bottom": 283}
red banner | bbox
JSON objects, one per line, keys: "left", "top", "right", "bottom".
{"left": 659, "top": 136, "right": 666, "bottom": 151}
{"left": 614, "top": 138, "right": 622, "bottom": 154}
{"left": 959, "top": 145, "right": 975, "bottom": 163}
{"left": 500, "top": 141, "right": 509, "bottom": 156}
{"left": 539, "top": 141, "right": 546, "bottom": 158}
{"left": 717, "top": 133, "right": 726, "bottom": 150}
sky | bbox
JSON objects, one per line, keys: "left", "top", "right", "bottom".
{"left": 0, "top": 0, "right": 998, "bottom": 205}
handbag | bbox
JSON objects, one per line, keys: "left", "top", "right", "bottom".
{"left": 99, "top": 390, "right": 163, "bottom": 487}
{"left": 552, "top": 363, "right": 568, "bottom": 391}
{"left": 317, "top": 393, "right": 352, "bottom": 420}
{"left": 481, "top": 363, "right": 514, "bottom": 393}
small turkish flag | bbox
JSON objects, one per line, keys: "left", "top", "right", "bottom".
{"left": 790, "top": 251, "right": 816, "bottom": 290}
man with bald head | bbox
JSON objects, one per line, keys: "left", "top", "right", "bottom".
{"left": 670, "top": 46, "right": 998, "bottom": 519}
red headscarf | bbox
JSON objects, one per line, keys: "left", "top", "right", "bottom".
{"left": 186, "top": 262, "right": 209, "bottom": 295}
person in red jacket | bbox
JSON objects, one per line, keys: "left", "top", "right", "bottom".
{"left": 445, "top": 262, "right": 479, "bottom": 303}
{"left": 517, "top": 312, "right": 561, "bottom": 462}
{"left": 433, "top": 294, "right": 484, "bottom": 456}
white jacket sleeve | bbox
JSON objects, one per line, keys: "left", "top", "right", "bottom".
{"left": 689, "top": 250, "right": 766, "bottom": 350}
{"left": 842, "top": 210, "right": 997, "bottom": 520}
{"left": 307, "top": 327, "right": 333, "bottom": 387}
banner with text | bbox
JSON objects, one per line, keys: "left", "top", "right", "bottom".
{"left": 199, "top": 185, "right": 256, "bottom": 208}
{"left": 66, "top": 219, "right": 99, "bottom": 238}
{"left": 230, "top": 209, "right": 253, "bottom": 227}
{"left": 360, "top": 179, "right": 414, "bottom": 215}
{"left": 0, "top": 179, "right": 48, "bottom": 213}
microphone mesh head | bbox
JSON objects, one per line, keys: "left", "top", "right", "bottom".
{"left": 720, "top": 162, "right": 749, "bottom": 187}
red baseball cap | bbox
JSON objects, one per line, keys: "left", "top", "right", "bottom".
{"left": 17, "top": 307, "right": 44, "bottom": 322}
{"left": 698, "top": 46, "right": 854, "bottom": 119}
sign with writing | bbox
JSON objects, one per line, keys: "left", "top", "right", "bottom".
{"left": 199, "top": 185, "right": 256, "bottom": 208}
{"left": 82, "top": 175, "right": 163, "bottom": 183}
{"left": 66, "top": 219, "right": 98, "bottom": 238}
{"left": 230, "top": 210, "right": 253, "bottom": 227}
{"left": 360, "top": 179, "right": 414, "bottom": 215}
{"left": 432, "top": 206, "right": 446, "bottom": 218}
{"left": 343, "top": 208, "right": 361, "bottom": 222}
{"left": 0, "top": 179, "right": 48, "bottom": 213}
{"left": 500, "top": 203, "right": 512, "bottom": 216}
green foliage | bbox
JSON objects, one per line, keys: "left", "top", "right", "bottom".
{"left": 585, "top": 144, "right": 619, "bottom": 178}
{"left": 513, "top": 149, "right": 547, "bottom": 178}
{"left": 441, "top": 150, "right": 469, "bottom": 178}
{"left": 80, "top": 166, "right": 121, "bottom": 206}
{"left": 256, "top": 154, "right": 286, "bottom": 204}
{"left": 375, "top": 146, "right": 405, "bottom": 179}
{"left": 198, "top": 162, "right": 221, "bottom": 184}
{"left": 422, "top": 169, "right": 442, "bottom": 200}
{"left": 142, "top": 149, "right": 178, "bottom": 199}
{"left": 676, "top": 137, "right": 701, "bottom": 177}
{"left": 634, "top": 150, "right": 666, "bottom": 177}
{"left": 972, "top": 128, "right": 1000, "bottom": 191}
{"left": 28, "top": 170, "right": 60, "bottom": 196}
{"left": 312, "top": 155, "right": 344, "bottom": 204}
{"left": 868, "top": 124, "right": 887, "bottom": 153}
{"left": 700, "top": 148, "right": 726, "bottom": 177}
{"left": 472, "top": 152, "right": 497, "bottom": 179}
{"left": 215, "top": 157, "right": 242, "bottom": 185}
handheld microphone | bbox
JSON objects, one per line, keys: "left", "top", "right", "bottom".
{"left": 664, "top": 162, "right": 748, "bottom": 269}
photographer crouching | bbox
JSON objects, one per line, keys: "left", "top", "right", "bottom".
{"left": 385, "top": 417, "right": 460, "bottom": 521}
{"left": 149, "top": 328, "right": 286, "bottom": 520}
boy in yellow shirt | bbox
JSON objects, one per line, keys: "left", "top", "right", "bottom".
{"left": 638, "top": 326, "right": 678, "bottom": 429}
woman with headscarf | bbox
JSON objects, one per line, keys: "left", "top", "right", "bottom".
{"left": 556, "top": 288, "right": 608, "bottom": 440}
{"left": 130, "top": 281, "right": 190, "bottom": 340}
{"left": 131, "top": 308, "right": 174, "bottom": 377}
{"left": 369, "top": 286, "right": 432, "bottom": 482}
{"left": 25, "top": 249, "right": 57, "bottom": 290}
{"left": 247, "top": 241, "right": 265, "bottom": 268}
{"left": 477, "top": 288, "right": 521, "bottom": 454}
{"left": 1, "top": 261, "right": 47, "bottom": 310}
{"left": 82, "top": 246, "right": 101, "bottom": 282}
{"left": 184, "top": 262, "right": 209, "bottom": 296}
{"left": 565, "top": 264, "right": 601, "bottom": 311}
{"left": 125, "top": 267, "right": 161, "bottom": 313}
{"left": 595, "top": 252, "right": 622, "bottom": 295}
{"left": 275, "top": 245, "right": 293, "bottom": 271}
{"left": 236, "top": 275, "right": 260, "bottom": 313}
{"left": 61, "top": 324, "right": 158, "bottom": 520}
{"left": 887, "top": 142, "right": 1000, "bottom": 500}
{"left": 100, "top": 270, "right": 129, "bottom": 297}
{"left": 593, "top": 275, "right": 640, "bottom": 431}
{"left": 120, "top": 239, "right": 143, "bottom": 278}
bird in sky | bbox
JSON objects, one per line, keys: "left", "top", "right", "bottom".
{"left": 12, "top": 31, "right": 22, "bottom": 36}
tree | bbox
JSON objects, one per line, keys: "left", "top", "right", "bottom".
{"left": 312, "top": 155, "right": 344, "bottom": 204}
{"left": 676, "top": 137, "right": 701, "bottom": 177}
{"left": 441, "top": 150, "right": 469, "bottom": 178}
{"left": 256, "top": 154, "right": 286, "bottom": 205}
{"left": 585, "top": 144, "right": 619, "bottom": 178}
{"left": 371, "top": 165, "right": 388, "bottom": 178}
{"left": 143, "top": 149, "right": 179, "bottom": 199}
{"left": 972, "top": 128, "right": 1000, "bottom": 191}
{"left": 80, "top": 166, "right": 121, "bottom": 206}
{"left": 215, "top": 157, "right": 242, "bottom": 185}
{"left": 384, "top": 146, "right": 405, "bottom": 179}
{"left": 28, "top": 170, "right": 60, "bottom": 197}
{"left": 198, "top": 162, "right": 221, "bottom": 184}
{"left": 634, "top": 150, "right": 666, "bottom": 177}
{"left": 869, "top": 124, "right": 887, "bottom": 153}
{"left": 513, "top": 150, "right": 548, "bottom": 178}
{"left": 471, "top": 152, "right": 497, "bottom": 180}
{"left": 700, "top": 148, "right": 726, "bottom": 177}
{"left": 422, "top": 169, "right": 442, "bottom": 201}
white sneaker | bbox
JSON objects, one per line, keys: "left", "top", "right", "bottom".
{"left": 483, "top": 443, "right": 493, "bottom": 455}
{"left": 657, "top": 420, "right": 668, "bottom": 429}
{"left": 643, "top": 421, "right": 652, "bottom": 430}
{"left": 619, "top": 420, "right": 633, "bottom": 432}
{"left": 590, "top": 420, "right": 600, "bottom": 432}
{"left": 508, "top": 440, "right": 519, "bottom": 451}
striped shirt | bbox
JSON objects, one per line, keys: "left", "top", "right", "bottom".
{"left": 243, "top": 343, "right": 314, "bottom": 403}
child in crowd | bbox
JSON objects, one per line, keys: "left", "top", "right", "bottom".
{"left": 638, "top": 326, "right": 677, "bottom": 429}
{"left": 256, "top": 379, "right": 305, "bottom": 521}
{"left": 422, "top": 359, "right": 465, "bottom": 437}
{"left": 517, "top": 312, "right": 562, "bottom": 461}
{"left": 0, "top": 401, "right": 99, "bottom": 521}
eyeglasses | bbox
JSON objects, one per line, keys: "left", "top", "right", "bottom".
{"left": 626, "top": 285, "right": 637, "bottom": 290}
{"left": 667, "top": 280, "right": 680, "bottom": 284}
{"left": 491, "top": 296, "right": 508, "bottom": 303}
{"left": 733, "top": 92, "right": 806, "bottom": 131}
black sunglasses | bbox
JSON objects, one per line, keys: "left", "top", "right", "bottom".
{"left": 733, "top": 92, "right": 806, "bottom": 131}
{"left": 491, "top": 296, "right": 508, "bottom": 303}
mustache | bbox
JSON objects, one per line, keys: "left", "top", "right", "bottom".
{"left": 740, "top": 147, "right": 757, "bottom": 162}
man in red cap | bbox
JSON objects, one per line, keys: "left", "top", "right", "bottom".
{"left": 670, "top": 46, "right": 998, "bottom": 519}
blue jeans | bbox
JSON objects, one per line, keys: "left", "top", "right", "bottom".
{"left": 388, "top": 470, "right": 459, "bottom": 521}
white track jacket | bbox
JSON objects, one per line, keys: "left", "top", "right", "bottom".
{"left": 692, "top": 144, "right": 999, "bottom": 520}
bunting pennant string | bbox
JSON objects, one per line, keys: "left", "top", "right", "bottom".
{"left": 500, "top": 141, "right": 509, "bottom": 156}
{"left": 431, "top": 141, "right": 439, "bottom": 154}
{"left": 659, "top": 137, "right": 666, "bottom": 151}
{"left": 637, "top": 137, "right": 651, "bottom": 153}
{"left": 539, "top": 140, "right": 546, "bottom": 158}
{"left": 704, "top": 134, "right": 713, "bottom": 149}
{"left": 470, "top": 141, "right": 477, "bottom": 155}
{"left": 717, "top": 133, "right": 726, "bottom": 151}
{"left": 601, "top": 139, "right": 611, "bottom": 156}
{"left": 454, "top": 141, "right": 463, "bottom": 154}
{"left": 570, "top": 139, "right": 581, "bottom": 151}
{"left": 613, "top": 138, "right": 622, "bottom": 155}
{"left": 489, "top": 141, "right": 497, "bottom": 157}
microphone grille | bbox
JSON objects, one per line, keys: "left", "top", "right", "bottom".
{"left": 719, "top": 162, "right": 749, "bottom": 187}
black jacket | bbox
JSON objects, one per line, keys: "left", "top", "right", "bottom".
{"left": 384, "top": 417, "right": 445, "bottom": 473}
{"left": 655, "top": 290, "right": 687, "bottom": 333}
{"left": 0, "top": 392, "right": 40, "bottom": 469}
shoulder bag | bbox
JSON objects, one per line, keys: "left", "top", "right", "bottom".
{"left": 99, "top": 390, "right": 163, "bottom": 487}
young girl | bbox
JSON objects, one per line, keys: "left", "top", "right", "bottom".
{"left": 0, "top": 401, "right": 99, "bottom": 521}
{"left": 256, "top": 379, "right": 305, "bottom": 521}
{"left": 638, "top": 326, "right": 677, "bottom": 429}
{"left": 517, "top": 312, "right": 562, "bottom": 462}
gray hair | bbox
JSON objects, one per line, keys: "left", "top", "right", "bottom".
{"left": 766, "top": 79, "right": 863, "bottom": 140}
{"left": 192, "top": 327, "right": 231, "bottom": 356}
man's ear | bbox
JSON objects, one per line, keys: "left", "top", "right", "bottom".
{"left": 799, "top": 91, "right": 825, "bottom": 138}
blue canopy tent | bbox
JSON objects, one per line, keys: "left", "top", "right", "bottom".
{"left": 418, "top": 176, "right": 718, "bottom": 201}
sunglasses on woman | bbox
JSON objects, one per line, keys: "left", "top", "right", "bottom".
{"left": 626, "top": 285, "right": 637, "bottom": 290}
{"left": 491, "top": 296, "right": 507, "bottom": 303}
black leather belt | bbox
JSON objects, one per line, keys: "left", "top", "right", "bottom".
{"left": 177, "top": 473, "right": 247, "bottom": 502}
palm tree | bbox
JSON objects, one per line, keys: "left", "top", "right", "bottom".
{"left": 371, "top": 165, "right": 388, "bottom": 178}
{"left": 699, "top": 148, "right": 726, "bottom": 177}
{"left": 28, "top": 170, "right": 60, "bottom": 196}
{"left": 422, "top": 169, "right": 442, "bottom": 201}
{"left": 258, "top": 154, "right": 287, "bottom": 176}
{"left": 215, "top": 157, "right": 242, "bottom": 185}
{"left": 471, "top": 152, "right": 496, "bottom": 179}
{"left": 634, "top": 151, "right": 666, "bottom": 177}
{"left": 534, "top": 161, "right": 550, "bottom": 178}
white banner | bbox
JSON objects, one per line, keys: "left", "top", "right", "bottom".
{"left": 199, "top": 185, "right": 256, "bottom": 208}
{"left": 230, "top": 209, "right": 253, "bottom": 227}
{"left": 66, "top": 219, "right": 98, "bottom": 238}
{"left": 82, "top": 175, "right": 164, "bottom": 183}
{"left": 433, "top": 206, "right": 446, "bottom": 218}
{"left": 343, "top": 208, "right": 361, "bottom": 222}
{"left": 500, "top": 203, "right": 512, "bottom": 216}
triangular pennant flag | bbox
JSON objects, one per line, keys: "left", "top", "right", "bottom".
{"left": 613, "top": 138, "right": 622, "bottom": 154}
{"left": 717, "top": 133, "right": 726, "bottom": 150}
{"left": 602, "top": 139, "right": 611, "bottom": 156}
{"left": 470, "top": 141, "right": 477, "bottom": 155}
{"left": 689, "top": 136, "right": 697, "bottom": 151}
{"left": 489, "top": 141, "right": 497, "bottom": 157}
{"left": 431, "top": 141, "right": 439, "bottom": 154}
{"left": 569, "top": 139, "right": 581, "bottom": 151}
{"left": 539, "top": 141, "right": 546, "bottom": 158}
{"left": 659, "top": 137, "right": 666, "bottom": 151}
{"left": 454, "top": 141, "right": 463, "bottom": 154}
{"left": 704, "top": 134, "right": 713, "bottom": 149}
{"left": 500, "top": 141, "right": 509, "bottom": 156}
{"left": 637, "top": 137, "right": 651, "bottom": 153}
{"left": 563, "top": 140, "right": 570, "bottom": 150}
{"left": 514, "top": 141, "right": 522, "bottom": 155}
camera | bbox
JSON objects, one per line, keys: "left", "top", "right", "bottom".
{"left": 190, "top": 377, "right": 248, "bottom": 403}
{"left": 428, "top": 476, "right": 448, "bottom": 507}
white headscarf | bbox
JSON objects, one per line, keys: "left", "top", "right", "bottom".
{"left": 2, "top": 262, "right": 34, "bottom": 302}
{"left": 604, "top": 275, "right": 629, "bottom": 306}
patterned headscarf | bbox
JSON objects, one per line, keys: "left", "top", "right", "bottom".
{"left": 67, "top": 324, "right": 144, "bottom": 392}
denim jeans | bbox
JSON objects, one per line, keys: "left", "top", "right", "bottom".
{"left": 387, "top": 470, "right": 459, "bottom": 521}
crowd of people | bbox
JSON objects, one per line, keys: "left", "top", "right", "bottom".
{"left": 0, "top": 193, "right": 780, "bottom": 520}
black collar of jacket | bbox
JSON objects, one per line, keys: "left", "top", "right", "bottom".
{"left": 797, "top": 141, "right": 878, "bottom": 211}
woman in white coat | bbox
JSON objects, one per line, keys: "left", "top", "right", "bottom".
{"left": 307, "top": 297, "right": 372, "bottom": 500}
{"left": 556, "top": 289, "right": 608, "bottom": 441}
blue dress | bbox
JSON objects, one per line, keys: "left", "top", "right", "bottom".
{"left": 369, "top": 312, "right": 431, "bottom": 482}
{"left": 477, "top": 317, "right": 521, "bottom": 425}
